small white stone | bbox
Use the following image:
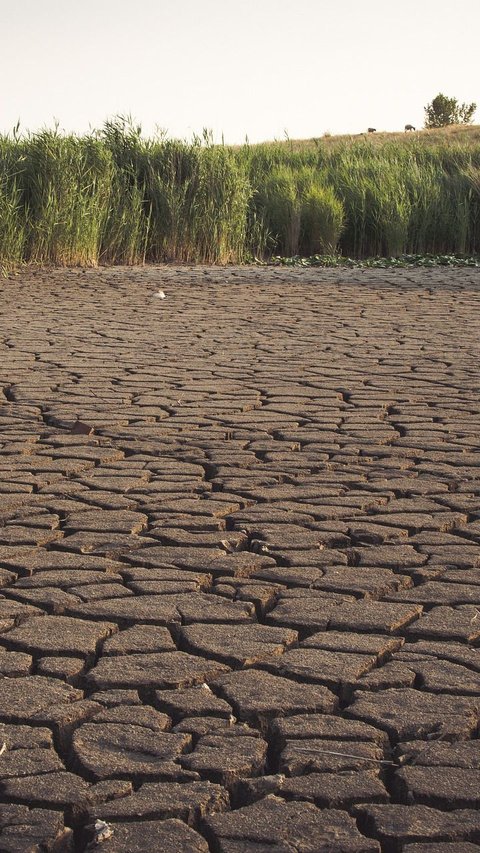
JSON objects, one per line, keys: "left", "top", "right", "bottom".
{"left": 154, "top": 290, "right": 166, "bottom": 299}
{"left": 93, "top": 820, "right": 114, "bottom": 843}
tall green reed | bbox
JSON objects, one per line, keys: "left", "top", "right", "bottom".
{"left": 1, "top": 122, "right": 480, "bottom": 274}
{"left": 22, "top": 129, "right": 112, "bottom": 265}
{"left": 191, "top": 140, "right": 251, "bottom": 263}
{"left": 250, "top": 162, "right": 344, "bottom": 256}
{"left": 0, "top": 137, "right": 26, "bottom": 273}
{"left": 99, "top": 118, "right": 150, "bottom": 264}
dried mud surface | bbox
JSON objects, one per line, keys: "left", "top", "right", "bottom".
{"left": 0, "top": 264, "right": 479, "bottom": 852}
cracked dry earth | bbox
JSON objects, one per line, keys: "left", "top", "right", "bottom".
{"left": 0, "top": 265, "right": 479, "bottom": 853}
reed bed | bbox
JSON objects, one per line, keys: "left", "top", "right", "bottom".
{"left": 1, "top": 120, "right": 480, "bottom": 272}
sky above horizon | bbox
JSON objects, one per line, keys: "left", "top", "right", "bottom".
{"left": 0, "top": 0, "right": 478, "bottom": 143}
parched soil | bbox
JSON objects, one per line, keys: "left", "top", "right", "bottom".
{"left": 0, "top": 264, "right": 480, "bottom": 852}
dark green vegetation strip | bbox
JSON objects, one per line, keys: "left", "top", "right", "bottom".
{"left": 1, "top": 120, "right": 480, "bottom": 273}
{"left": 268, "top": 253, "right": 480, "bottom": 268}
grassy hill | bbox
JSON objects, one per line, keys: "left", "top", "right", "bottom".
{"left": 264, "top": 123, "right": 480, "bottom": 150}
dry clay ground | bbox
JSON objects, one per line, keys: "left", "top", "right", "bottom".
{"left": 0, "top": 264, "right": 479, "bottom": 853}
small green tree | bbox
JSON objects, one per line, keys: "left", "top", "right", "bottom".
{"left": 424, "top": 93, "right": 476, "bottom": 128}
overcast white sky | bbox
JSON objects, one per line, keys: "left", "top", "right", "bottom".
{"left": 0, "top": 0, "right": 478, "bottom": 143}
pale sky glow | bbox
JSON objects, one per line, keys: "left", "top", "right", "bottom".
{"left": 1, "top": 0, "right": 479, "bottom": 143}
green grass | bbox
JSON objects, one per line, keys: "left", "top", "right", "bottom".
{"left": 20, "top": 130, "right": 113, "bottom": 266}
{"left": 0, "top": 137, "right": 26, "bottom": 274}
{"left": 1, "top": 120, "right": 480, "bottom": 273}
